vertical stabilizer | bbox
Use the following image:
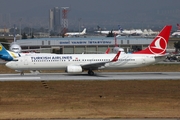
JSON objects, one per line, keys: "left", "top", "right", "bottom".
{"left": 133, "top": 25, "right": 172, "bottom": 55}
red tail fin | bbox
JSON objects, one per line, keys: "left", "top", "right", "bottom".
{"left": 133, "top": 25, "right": 172, "bottom": 55}
{"left": 105, "top": 48, "right": 110, "bottom": 54}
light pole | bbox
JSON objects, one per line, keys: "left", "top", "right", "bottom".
{"left": 19, "top": 18, "right": 22, "bottom": 39}
{"left": 78, "top": 18, "right": 81, "bottom": 33}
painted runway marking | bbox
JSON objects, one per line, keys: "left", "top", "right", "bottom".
{"left": 0, "top": 77, "right": 41, "bottom": 80}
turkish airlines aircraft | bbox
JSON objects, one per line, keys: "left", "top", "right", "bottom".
{"left": 5, "top": 25, "right": 172, "bottom": 76}
{"left": 6, "top": 51, "right": 121, "bottom": 75}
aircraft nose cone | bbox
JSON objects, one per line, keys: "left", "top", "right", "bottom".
{"left": 5, "top": 62, "right": 12, "bottom": 68}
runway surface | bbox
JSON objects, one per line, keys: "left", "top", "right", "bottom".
{"left": 21, "top": 119, "right": 178, "bottom": 120}
{"left": 0, "top": 72, "right": 180, "bottom": 81}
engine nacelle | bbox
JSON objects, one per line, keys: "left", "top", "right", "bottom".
{"left": 66, "top": 65, "right": 83, "bottom": 73}
{"left": 10, "top": 43, "right": 22, "bottom": 53}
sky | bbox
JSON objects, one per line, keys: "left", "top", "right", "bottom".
{"left": 0, "top": 0, "right": 180, "bottom": 30}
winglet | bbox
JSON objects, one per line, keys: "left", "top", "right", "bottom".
{"left": 111, "top": 51, "right": 121, "bottom": 62}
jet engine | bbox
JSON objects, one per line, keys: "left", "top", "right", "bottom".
{"left": 10, "top": 43, "right": 22, "bottom": 53}
{"left": 66, "top": 65, "right": 83, "bottom": 73}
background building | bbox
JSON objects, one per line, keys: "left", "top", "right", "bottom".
{"left": 49, "top": 7, "right": 61, "bottom": 34}
{"left": 49, "top": 9, "right": 54, "bottom": 31}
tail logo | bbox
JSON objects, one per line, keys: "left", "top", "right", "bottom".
{"left": 149, "top": 36, "right": 167, "bottom": 54}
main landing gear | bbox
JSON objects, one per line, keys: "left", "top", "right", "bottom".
{"left": 88, "top": 70, "right": 94, "bottom": 76}
{"left": 15, "top": 70, "right": 24, "bottom": 76}
{"left": 20, "top": 71, "right": 24, "bottom": 76}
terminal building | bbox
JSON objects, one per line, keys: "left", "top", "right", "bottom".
{"left": 16, "top": 36, "right": 175, "bottom": 54}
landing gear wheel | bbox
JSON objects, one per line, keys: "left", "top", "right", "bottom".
{"left": 20, "top": 72, "right": 24, "bottom": 76}
{"left": 88, "top": 70, "right": 94, "bottom": 76}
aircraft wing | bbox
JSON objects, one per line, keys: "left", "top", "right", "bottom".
{"left": 81, "top": 61, "right": 110, "bottom": 70}
{"left": 81, "top": 51, "right": 120, "bottom": 70}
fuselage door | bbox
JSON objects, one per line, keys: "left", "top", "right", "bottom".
{"left": 142, "top": 56, "right": 146, "bottom": 64}
{"left": 24, "top": 58, "right": 28, "bottom": 65}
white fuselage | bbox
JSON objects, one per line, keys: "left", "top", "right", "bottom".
{"left": 8, "top": 51, "right": 51, "bottom": 60}
{"left": 65, "top": 32, "right": 84, "bottom": 36}
{"left": 6, "top": 53, "right": 165, "bottom": 71}
{"left": 172, "top": 31, "right": 180, "bottom": 36}
{"left": 65, "top": 28, "right": 86, "bottom": 36}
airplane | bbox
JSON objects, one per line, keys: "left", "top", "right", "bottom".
{"left": 64, "top": 28, "right": 86, "bottom": 37}
{"left": 95, "top": 30, "right": 113, "bottom": 35}
{"left": 95, "top": 25, "right": 120, "bottom": 35}
{"left": 135, "top": 29, "right": 143, "bottom": 36}
{"left": 0, "top": 42, "right": 21, "bottom": 61}
{"left": 6, "top": 51, "right": 121, "bottom": 75}
{"left": 118, "top": 26, "right": 159, "bottom": 37}
{"left": 142, "top": 29, "right": 159, "bottom": 36}
{"left": 95, "top": 30, "right": 111, "bottom": 35}
{"left": 5, "top": 25, "right": 172, "bottom": 76}
{"left": 171, "top": 31, "right": 180, "bottom": 36}
{"left": 94, "top": 25, "right": 111, "bottom": 35}
{"left": 114, "top": 25, "right": 139, "bottom": 36}
{"left": 94, "top": 25, "right": 138, "bottom": 36}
